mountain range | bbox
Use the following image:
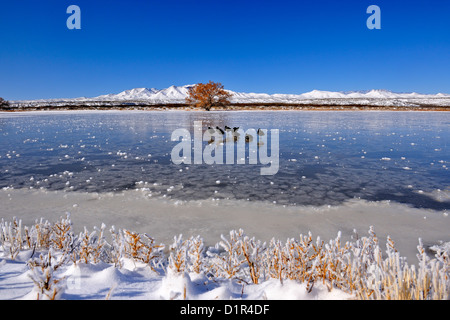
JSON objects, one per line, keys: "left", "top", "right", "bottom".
{"left": 91, "top": 85, "right": 450, "bottom": 103}
{"left": 11, "top": 85, "right": 450, "bottom": 108}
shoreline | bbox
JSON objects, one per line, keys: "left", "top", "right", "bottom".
{"left": 2, "top": 104, "right": 449, "bottom": 112}
{"left": 1, "top": 187, "right": 448, "bottom": 264}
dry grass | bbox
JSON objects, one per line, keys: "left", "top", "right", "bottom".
{"left": 77, "top": 224, "right": 107, "bottom": 264}
{"left": 27, "top": 250, "right": 67, "bottom": 300}
{"left": 0, "top": 217, "right": 23, "bottom": 260}
{"left": 1, "top": 215, "right": 449, "bottom": 300}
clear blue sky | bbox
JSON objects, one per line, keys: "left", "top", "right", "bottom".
{"left": 0, "top": 0, "right": 449, "bottom": 100}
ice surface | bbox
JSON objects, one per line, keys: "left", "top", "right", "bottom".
{"left": 0, "top": 111, "right": 448, "bottom": 207}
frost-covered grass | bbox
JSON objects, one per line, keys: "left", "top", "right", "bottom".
{"left": 0, "top": 214, "right": 448, "bottom": 300}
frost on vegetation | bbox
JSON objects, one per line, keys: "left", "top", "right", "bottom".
{"left": 27, "top": 249, "right": 67, "bottom": 300}
{"left": 0, "top": 215, "right": 449, "bottom": 300}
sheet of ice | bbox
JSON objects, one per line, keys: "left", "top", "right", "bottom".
{"left": 0, "top": 111, "right": 448, "bottom": 209}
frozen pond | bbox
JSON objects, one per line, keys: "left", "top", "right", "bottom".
{"left": 0, "top": 110, "right": 449, "bottom": 262}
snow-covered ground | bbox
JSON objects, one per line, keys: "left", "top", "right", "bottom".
{"left": 0, "top": 250, "right": 351, "bottom": 300}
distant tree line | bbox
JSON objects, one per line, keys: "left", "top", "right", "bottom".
{"left": 0, "top": 97, "right": 10, "bottom": 109}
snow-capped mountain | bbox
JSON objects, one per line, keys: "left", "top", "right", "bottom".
{"left": 95, "top": 85, "right": 194, "bottom": 102}
{"left": 96, "top": 88, "right": 160, "bottom": 100}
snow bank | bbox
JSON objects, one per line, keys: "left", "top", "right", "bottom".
{"left": 0, "top": 214, "right": 448, "bottom": 300}
{"left": 0, "top": 252, "right": 349, "bottom": 300}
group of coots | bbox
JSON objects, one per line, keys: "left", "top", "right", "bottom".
{"left": 206, "top": 126, "right": 265, "bottom": 143}
{"left": 208, "top": 126, "right": 265, "bottom": 135}
{"left": 208, "top": 126, "right": 240, "bottom": 134}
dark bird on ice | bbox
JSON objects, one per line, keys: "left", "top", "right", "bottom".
{"left": 207, "top": 126, "right": 215, "bottom": 134}
{"left": 216, "top": 126, "right": 225, "bottom": 134}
